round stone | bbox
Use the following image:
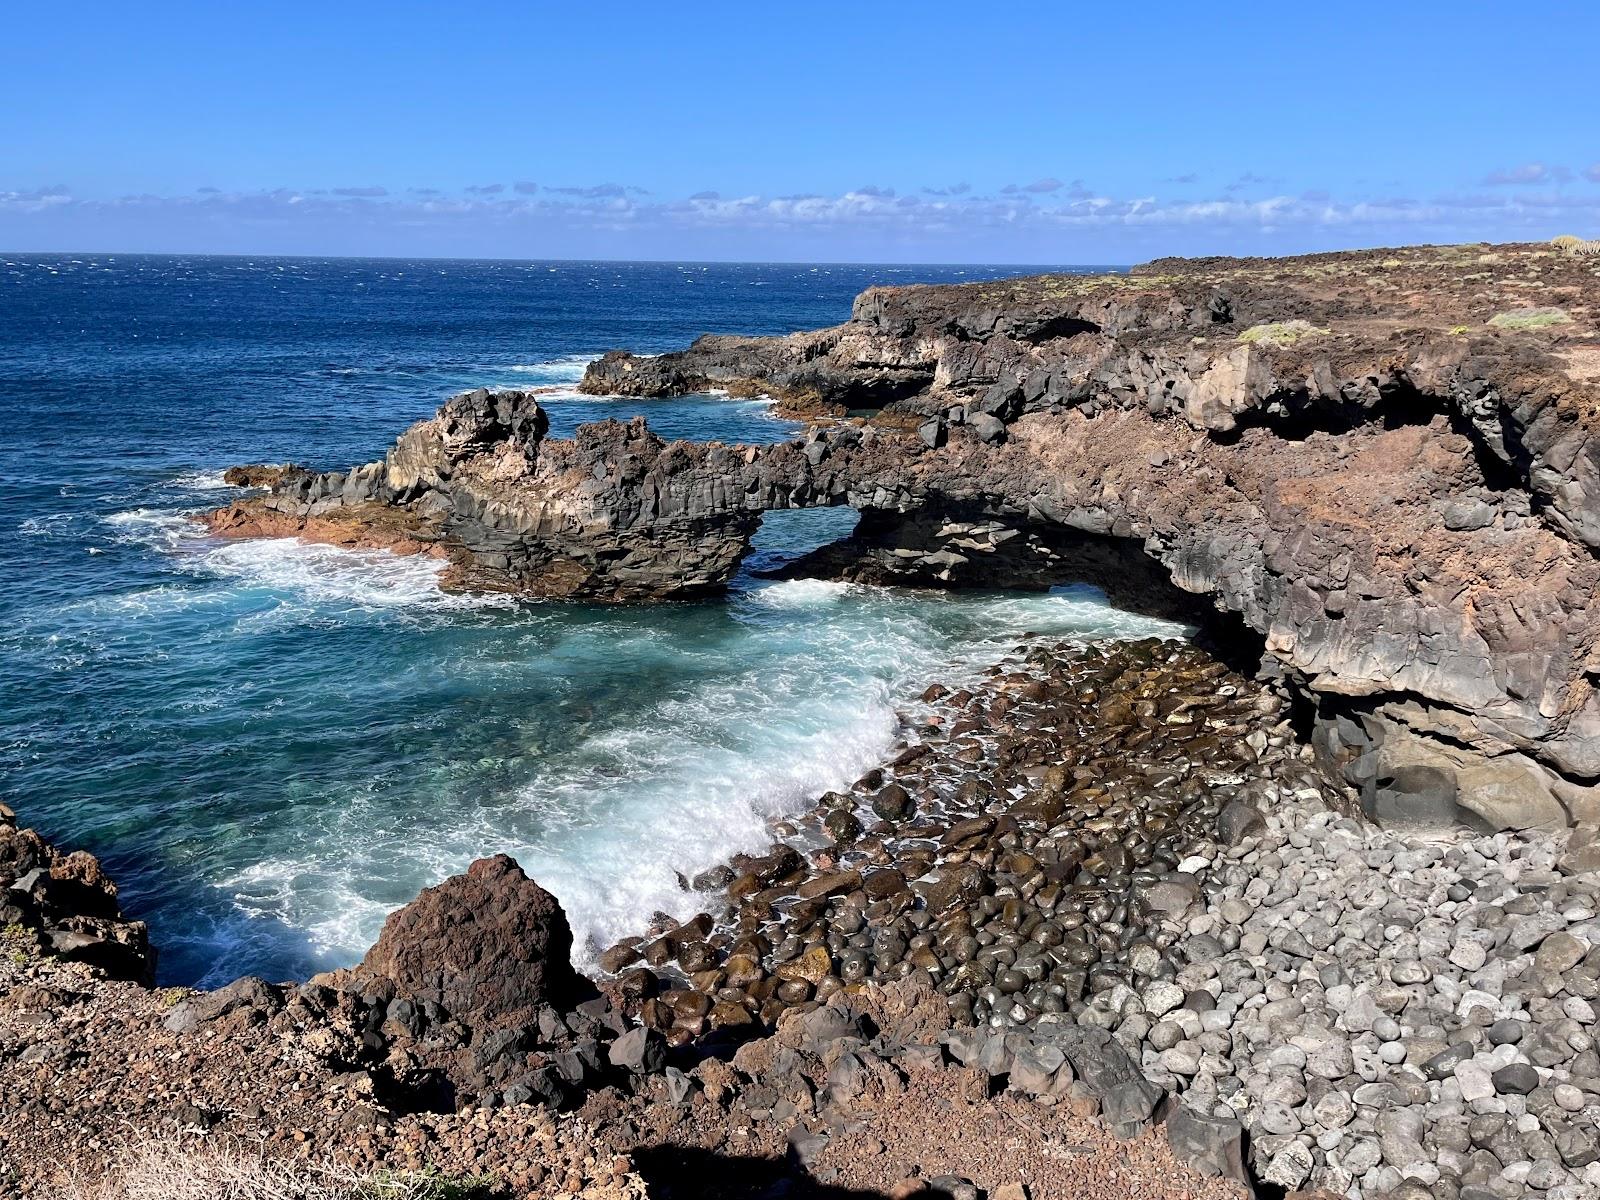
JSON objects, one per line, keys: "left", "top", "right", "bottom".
{"left": 1391, "top": 961, "right": 1432, "bottom": 985}
{"left": 1219, "top": 898, "right": 1253, "bottom": 925}
{"left": 1144, "top": 981, "right": 1186, "bottom": 1018}
{"left": 1491, "top": 1062, "right": 1539, "bottom": 1095}
{"left": 1487, "top": 1019, "right": 1526, "bottom": 1046}
{"left": 1312, "top": 1089, "right": 1355, "bottom": 1129}
{"left": 1553, "top": 1083, "right": 1585, "bottom": 1112}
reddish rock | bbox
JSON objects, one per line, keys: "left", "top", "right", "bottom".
{"left": 357, "top": 853, "right": 582, "bottom": 1027}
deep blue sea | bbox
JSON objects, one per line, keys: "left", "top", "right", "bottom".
{"left": 0, "top": 253, "right": 1179, "bottom": 987}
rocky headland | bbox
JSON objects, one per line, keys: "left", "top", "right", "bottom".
{"left": 203, "top": 240, "right": 1600, "bottom": 841}
{"left": 8, "top": 241, "right": 1600, "bottom": 1199}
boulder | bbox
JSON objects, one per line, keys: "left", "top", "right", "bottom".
{"left": 1216, "top": 799, "right": 1266, "bottom": 845}
{"left": 971, "top": 413, "right": 1007, "bottom": 444}
{"left": 1166, "top": 1105, "right": 1249, "bottom": 1185}
{"left": 607, "top": 1026, "right": 667, "bottom": 1075}
{"left": 1455, "top": 758, "right": 1567, "bottom": 831}
{"left": 355, "top": 854, "right": 582, "bottom": 1028}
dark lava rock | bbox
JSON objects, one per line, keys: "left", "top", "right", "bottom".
{"left": 971, "top": 413, "right": 1007, "bottom": 444}
{"left": 1033, "top": 1022, "right": 1163, "bottom": 1136}
{"left": 823, "top": 809, "right": 863, "bottom": 845}
{"left": 1216, "top": 799, "right": 1266, "bottom": 845}
{"left": 1491, "top": 1062, "right": 1539, "bottom": 1095}
{"left": 355, "top": 854, "right": 582, "bottom": 1028}
{"left": 607, "top": 1026, "right": 667, "bottom": 1075}
{"left": 871, "top": 783, "right": 915, "bottom": 822}
{"left": 0, "top": 810, "right": 154, "bottom": 984}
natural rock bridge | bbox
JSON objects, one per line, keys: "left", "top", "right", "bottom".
{"left": 207, "top": 241, "right": 1600, "bottom": 836}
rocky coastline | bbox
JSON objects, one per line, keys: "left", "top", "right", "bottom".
{"left": 7, "top": 631, "right": 1600, "bottom": 1198}
{"left": 7, "top": 241, "right": 1600, "bottom": 1199}
{"left": 202, "top": 241, "right": 1600, "bottom": 844}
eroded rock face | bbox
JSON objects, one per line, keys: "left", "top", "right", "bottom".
{"left": 0, "top": 804, "right": 153, "bottom": 982}
{"left": 206, "top": 389, "right": 762, "bottom": 600}
{"left": 355, "top": 853, "right": 583, "bottom": 1029}
{"left": 207, "top": 244, "right": 1600, "bottom": 824}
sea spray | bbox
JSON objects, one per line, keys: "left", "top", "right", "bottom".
{"left": 1, "top": 254, "right": 1118, "bottom": 987}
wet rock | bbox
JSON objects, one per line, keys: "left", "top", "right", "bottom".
{"left": 871, "top": 784, "right": 916, "bottom": 822}
{"left": 822, "top": 810, "right": 863, "bottom": 845}
{"left": 599, "top": 941, "right": 643, "bottom": 973}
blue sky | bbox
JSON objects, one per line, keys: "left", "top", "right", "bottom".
{"left": 4, "top": 1, "right": 1599, "bottom": 262}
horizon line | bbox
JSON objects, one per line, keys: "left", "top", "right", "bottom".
{"left": 2, "top": 246, "right": 1133, "bottom": 271}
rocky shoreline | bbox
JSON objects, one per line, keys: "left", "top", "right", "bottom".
{"left": 8, "top": 241, "right": 1600, "bottom": 1199}
{"left": 1, "top": 635, "right": 1273, "bottom": 1200}
{"left": 6, "top": 630, "right": 1600, "bottom": 1198}
{"left": 202, "top": 241, "right": 1600, "bottom": 850}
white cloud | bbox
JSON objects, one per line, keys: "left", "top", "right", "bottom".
{"left": 0, "top": 185, "right": 71, "bottom": 212}
{"left": 6, "top": 178, "right": 1600, "bottom": 259}
{"left": 1483, "top": 163, "right": 1571, "bottom": 186}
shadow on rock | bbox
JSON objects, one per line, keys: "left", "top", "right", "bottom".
{"left": 629, "top": 1145, "right": 893, "bottom": 1200}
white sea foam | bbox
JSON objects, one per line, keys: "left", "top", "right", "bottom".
{"left": 16, "top": 512, "right": 76, "bottom": 537}
{"left": 166, "top": 469, "right": 233, "bottom": 491}
{"left": 200, "top": 538, "right": 460, "bottom": 608}
{"left": 505, "top": 353, "right": 599, "bottom": 381}
{"left": 525, "top": 687, "right": 901, "bottom": 967}
{"left": 101, "top": 506, "right": 508, "bottom": 615}
{"left": 221, "top": 653, "right": 907, "bottom": 972}
{"left": 103, "top": 507, "right": 205, "bottom": 553}
{"left": 747, "top": 578, "right": 856, "bottom": 607}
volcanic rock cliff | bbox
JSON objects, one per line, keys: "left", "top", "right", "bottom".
{"left": 205, "top": 241, "right": 1600, "bottom": 835}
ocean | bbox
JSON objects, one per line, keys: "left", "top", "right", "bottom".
{"left": 0, "top": 253, "right": 1184, "bottom": 987}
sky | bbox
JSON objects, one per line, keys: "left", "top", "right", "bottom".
{"left": 4, "top": 1, "right": 1599, "bottom": 263}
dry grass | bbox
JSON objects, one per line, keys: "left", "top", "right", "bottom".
{"left": 1488, "top": 307, "right": 1573, "bottom": 331}
{"left": 1552, "top": 234, "right": 1600, "bottom": 257}
{"left": 1237, "top": 319, "right": 1329, "bottom": 347}
{"left": 65, "top": 1139, "right": 498, "bottom": 1200}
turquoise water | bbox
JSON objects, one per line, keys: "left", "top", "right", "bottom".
{"left": 0, "top": 254, "right": 1175, "bottom": 987}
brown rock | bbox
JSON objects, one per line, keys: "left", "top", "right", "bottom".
{"left": 798, "top": 870, "right": 863, "bottom": 901}
{"left": 355, "top": 854, "right": 582, "bottom": 1028}
{"left": 775, "top": 944, "right": 833, "bottom": 985}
